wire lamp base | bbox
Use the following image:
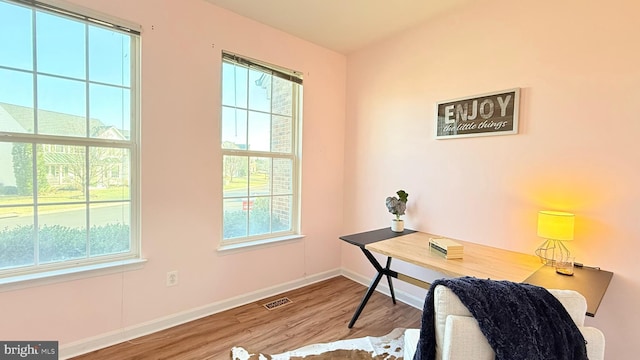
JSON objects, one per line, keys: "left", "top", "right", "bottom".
{"left": 535, "top": 239, "right": 571, "bottom": 266}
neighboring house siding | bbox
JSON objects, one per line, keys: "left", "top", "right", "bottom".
{"left": 271, "top": 78, "right": 294, "bottom": 225}
{"left": 0, "top": 102, "right": 129, "bottom": 190}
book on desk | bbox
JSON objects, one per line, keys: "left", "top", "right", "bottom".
{"left": 429, "top": 237, "right": 464, "bottom": 259}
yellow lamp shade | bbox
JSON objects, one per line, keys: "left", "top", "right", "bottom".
{"left": 537, "top": 211, "right": 575, "bottom": 241}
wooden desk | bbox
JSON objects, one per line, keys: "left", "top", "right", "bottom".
{"left": 341, "top": 228, "right": 613, "bottom": 328}
{"left": 524, "top": 265, "right": 613, "bottom": 317}
{"left": 367, "top": 231, "right": 543, "bottom": 283}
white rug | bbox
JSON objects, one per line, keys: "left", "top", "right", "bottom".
{"left": 231, "top": 328, "right": 406, "bottom": 359}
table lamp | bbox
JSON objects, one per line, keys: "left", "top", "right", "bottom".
{"left": 535, "top": 210, "right": 575, "bottom": 265}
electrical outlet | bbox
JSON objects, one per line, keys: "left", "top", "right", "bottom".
{"left": 166, "top": 271, "right": 178, "bottom": 287}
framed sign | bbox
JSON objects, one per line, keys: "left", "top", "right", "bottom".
{"left": 435, "top": 88, "right": 520, "bottom": 139}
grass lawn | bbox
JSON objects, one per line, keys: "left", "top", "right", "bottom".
{"left": 223, "top": 176, "right": 268, "bottom": 191}
{"left": 0, "top": 187, "right": 130, "bottom": 216}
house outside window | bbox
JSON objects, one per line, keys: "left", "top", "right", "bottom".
{"left": 0, "top": 0, "right": 141, "bottom": 279}
{"left": 220, "top": 52, "right": 302, "bottom": 246}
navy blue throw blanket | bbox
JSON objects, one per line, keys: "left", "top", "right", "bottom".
{"left": 413, "top": 277, "right": 588, "bottom": 360}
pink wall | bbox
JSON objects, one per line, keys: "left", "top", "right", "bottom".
{"left": 4, "top": 0, "right": 638, "bottom": 358}
{"left": 0, "top": 0, "right": 346, "bottom": 350}
{"left": 343, "top": 0, "right": 639, "bottom": 358}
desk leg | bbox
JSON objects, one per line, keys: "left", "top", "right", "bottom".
{"left": 348, "top": 269, "right": 384, "bottom": 328}
{"left": 348, "top": 248, "right": 395, "bottom": 328}
{"left": 385, "top": 257, "right": 396, "bottom": 305}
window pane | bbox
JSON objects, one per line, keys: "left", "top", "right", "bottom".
{"left": 89, "top": 202, "right": 130, "bottom": 256}
{"left": 272, "top": 195, "right": 292, "bottom": 232}
{"left": 272, "top": 76, "right": 292, "bottom": 116}
{"left": 88, "top": 26, "right": 131, "bottom": 86}
{"left": 271, "top": 115, "right": 292, "bottom": 153}
{"left": 248, "top": 69, "right": 270, "bottom": 112}
{"left": 221, "top": 54, "right": 300, "bottom": 243}
{"left": 36, "top": 11, "right": 86, "bottom": 79}
{"left": 0, "top": 1, "right": 33, "bottom": 71}
{"left": 39, "top": 145, "right": 85, "bottom": 203}
{"left": 248, "top": 111, "right": 270, "bottom": 151}
{"left": 273, "top": 158, "right": 292, "bottom": 195}
{"left": 0, "top": 206, "right": 34, "bottom": 270}
{"left": 90, "top": 84, "right": 131, "bottom": 139}
{"left": 0, "top": 1, "right": 139, "bottom": 276}
{"left": 223, "top": 198, "right": 247, "bottom": 239}
{"left": 223, "top": 155, "right": 248, "bottom": 198}
{"left": 1, "top": 142, "right": 34, "bottom": 202}
{"left": 249, "top": 196, "right": 270, "bottom": 236}
{"left": 38, "top": 204, "right": 87, "bottom": 264}
{"left": 221, "top": 62, "right": 247, "bottom": 107}
{"left": 37, "top": 74, "right": 86, "bottom": 136}
{"left": 89, "top": 147, "right": 129, "bottom": 199}
{"left": 221, "top": 107, "right": 247, "bottom": 148}
{"left": 0, "top": 70, "right": 34, "bottom": 133}
{"left": 249, "top": 157, "right": 271, "bottom": 196}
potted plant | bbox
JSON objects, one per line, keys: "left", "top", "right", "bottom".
{"left": 386, "top": 190, "right": 408, "bottom": 232}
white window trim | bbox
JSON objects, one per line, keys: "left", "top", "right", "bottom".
{"left": 220, "top": 52, "right": 303, "bottom": 246}
{"left": 217, "top": 234, "right": 305, "bottom": 253}
{"left": 0, "top": 258, "right": 146, "bottom": 293}
{"left": 0, "top": 0, "right": 142, "bottom": 280}
{"left": 15, "top": 0, "right": 141, "bottom": 34}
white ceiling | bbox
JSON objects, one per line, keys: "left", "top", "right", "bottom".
{"left": 205, "top": 0, "right": 473, "bottom": 54}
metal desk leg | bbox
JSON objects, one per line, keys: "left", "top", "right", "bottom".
{"left": 385, "top": 257, "right": 396, "bottom": 305}
{"left": 348, "top": 269, "right": 384, "bottom": 328}
{"left": 348, "top": 248, "right": 395, "bottom": 328}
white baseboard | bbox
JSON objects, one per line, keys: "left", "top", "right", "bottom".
{"left": 340, "top": 268, "right": 425, "bottom": 310}
{"left": 60, "top": 268, "right": 341, "bottom": 359}
{"left": 61, "top": 268, "right": 424, "bottom": 359}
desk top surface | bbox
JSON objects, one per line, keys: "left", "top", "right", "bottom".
{"left": 340, "top": 228, "right": 417, "bottom": 248}
{"left": 364, "top": 230, "right": 544, "bottom": 283}
{"left": 524, "top": 265, "right": 613, "bottom": 316}
{"left": 341, "top": 228, "right": 613, "bottom": 316}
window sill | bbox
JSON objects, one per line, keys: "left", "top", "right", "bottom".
{"left": 217, "top": 234, "right": 305, "bottom": 253}
{"left": 0, "top": 258, "right": 147, "bottom": 293}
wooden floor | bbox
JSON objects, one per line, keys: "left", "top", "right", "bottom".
{"left": 71, "top": 276, "right": 423, "bottom": 360}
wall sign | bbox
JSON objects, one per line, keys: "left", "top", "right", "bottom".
{"left": 435, "top": 88, "right": 520, "bottom": 139}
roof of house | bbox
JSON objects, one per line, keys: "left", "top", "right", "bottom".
{"left": 0, "top": 102, "right": 127, "bottom": 140}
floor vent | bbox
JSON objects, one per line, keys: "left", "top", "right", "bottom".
{"left": 263, "top": 297, "right": 293, "bottom": 310}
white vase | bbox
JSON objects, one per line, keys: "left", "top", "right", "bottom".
{"left": 391, "top": 219, "right": 404, "bottom": 232}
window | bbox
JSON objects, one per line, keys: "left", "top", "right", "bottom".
{"left": 0, "top": 0, "right": 140, "bottom": 279}
{"left": 221, "top": 52, "right": 302, "bottom": 245}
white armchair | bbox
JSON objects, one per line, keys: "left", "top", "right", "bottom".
{"left": 404, "top": 285, "right": 605, "bottom": 360}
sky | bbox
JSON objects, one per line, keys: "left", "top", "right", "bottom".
{"left": 0, "top": 0, "right": 132, "bottom": 134}
{"left": 0, "top": 0, "right": 275, "bottom": 150}
{"left": 221, "top": 62, "right": 274, "bottom": 152}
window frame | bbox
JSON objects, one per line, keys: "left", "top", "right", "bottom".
{"left": 220, "top": 52, "right": 303, "bottom": 248}
{"left": 0, "top": 0, "right": 142, "bottom": 281}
